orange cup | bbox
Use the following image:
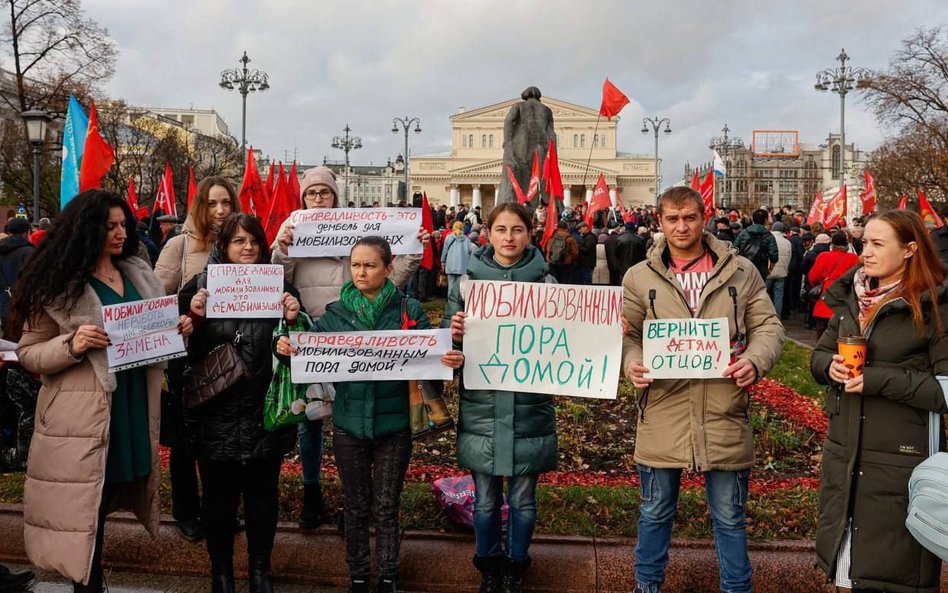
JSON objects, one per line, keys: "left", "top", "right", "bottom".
{"left": 838, "top": 336, "right": 867, "bottom": 377}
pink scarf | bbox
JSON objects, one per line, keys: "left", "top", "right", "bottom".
{"left": 852, "top": 267, "right": 902, "bottom": 330}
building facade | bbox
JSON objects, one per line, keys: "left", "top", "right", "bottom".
{"left": 687, "top": 133, "right": 868, "bottom": 213}
{"left": 410, "top": 97, "right": 657, "bottom": 211}
{"left": 140, "top": 106, "right": 233, "bottom": 141}
{"left": 315, "top": 160, "right": 404, "bottom": 206}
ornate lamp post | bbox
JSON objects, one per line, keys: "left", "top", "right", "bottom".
{"left": 332, "top": 124, "right": 362, "bottom": 202}
{"left": 708, "top": 123, "right": 744, "bottom": 208}
{"left": 21, "top": 109, "right": 51, "bottom": 223}
{"left": 391, "top": 116, "right": 421, "bottom": 203}
{"left": 219, "top": 51, "right": 270, "bottom": 154}
{"left": 815, "top": 48, "right": 870, "bottom": 219}
{"left": 641, "top": 116, "right": 672, "bottom": 204}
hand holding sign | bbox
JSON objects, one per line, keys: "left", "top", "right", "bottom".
{"left": 190, "top": 288, "right": 210, "bottom": 317}
{"left": 626, "top": 360, "right": 653, "bottom": 389}
{"left": 70, "top": 325, "right": 109, "bottom": 356}
{"left": 282, "top": 292, "right": 300, "bottom": 323}
{"left": 722, "top": 357, "right": 757, "bottom": 388}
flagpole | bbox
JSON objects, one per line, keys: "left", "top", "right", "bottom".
{"left": 581, "top": 114, "right": 602, "bottom": 192}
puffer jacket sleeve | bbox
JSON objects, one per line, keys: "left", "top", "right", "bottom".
{"left": 621, "top": 267, "right": 647, "bottom": 373}
{"left": 16, "top": 312, "right": 81, "bottom": 376}
{"left": 271, "top": 218, "right": 297, "bottom": 284}
{"left": 154, "top": 234, "right": 185, "bottom": 295}
{"left": 737, "top": 266, "right": 785, "bottom": 376}
{"left": 391, "top": 252, "right": 421, "bottom": 290}
{"left": 862, "top": 321, "right": 948, "bottom": 413}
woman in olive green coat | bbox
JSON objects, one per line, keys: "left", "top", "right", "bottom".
{"left": 811, "top": 210, "right": 948, "bottom": 593}
{"left": 446, "top": 203, "right": 557, "bottom": 593}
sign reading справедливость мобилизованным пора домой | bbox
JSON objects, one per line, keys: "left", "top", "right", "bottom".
{"left": 461, "top": 280, "right": 623, "bottom": 399}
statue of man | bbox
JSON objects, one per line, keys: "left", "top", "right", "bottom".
{"left": 498, "top": 86, "right": 556, "bottom": 207}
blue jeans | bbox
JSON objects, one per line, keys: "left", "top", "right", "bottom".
{"left": 635, "top": 465, "right": 752, "bottom": 593}
{"left": 299, "top": 419, "right": 324, "bottom": 485}
{"left": 472, "top": 472, "right": 538, "bottom": 562}
{"left": 765, "top": 277, "right": 785, "bottom": 319}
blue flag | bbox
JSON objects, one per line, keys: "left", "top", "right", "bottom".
{"left": 60, "top": 95, "right": 88, "bottom": 209}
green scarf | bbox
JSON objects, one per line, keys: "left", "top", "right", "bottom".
{"left": 339, "top": 279, "right": 397, "bottom": 329}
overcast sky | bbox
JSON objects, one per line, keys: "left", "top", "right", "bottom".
{"left": 85, "top": 0, "right": 948, "bottom": 189}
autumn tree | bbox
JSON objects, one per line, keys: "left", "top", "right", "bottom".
{"left": 863, "top": 26, "right": 948, "bottom": 203}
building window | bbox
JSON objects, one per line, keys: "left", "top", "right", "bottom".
{"left": 461, "top": 135, "right": 466, "bottom": 148}
{"left": 468, "top": 134, "right": 474, "bottom": 147}
{"left": 489, "top": 134, "right": 494, "bottom": 148}
{"left": 580, "top": 134, "right": 586, "bottom": 148}
{"left": 601, "top": 135, "right": 606, "bottom": 148}
{"left": 481, "top": 135, "right": 487, "bottom": 148}
{"left": 832, "top": 145, "right": 841, "bottom": 179}
{"left": 593, "top": 135, "right": 599, "bottom": 148}
{"left": 573, "top": 134, "right": 578, "bottom": 148}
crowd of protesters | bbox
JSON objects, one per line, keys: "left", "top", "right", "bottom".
{"left": 0, "top": 172, "right": 947, "bottom": 593}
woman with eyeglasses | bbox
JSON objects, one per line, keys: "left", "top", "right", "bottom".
{"left": 270, "top": 166, "right": 428, "bottom": 530}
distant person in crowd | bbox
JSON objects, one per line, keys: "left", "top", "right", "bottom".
{"left": 137, "top": 222, "right": 159, "bottom": 265}
{"left": 0, "top": 218, "right": 35, "bottom": 334}
{"left": 802, "top": 233, "right": 832, "bottom": 328}
{"left": 278, "top": 236, "right": 462, "bottom": 593}
{"left": 849, "top": 223, "right": 865, "bottom": 255}
{"left": 733, "top": 209, "right": 778, "bottom": 280}
{"left": 12, "top": 190, "right": 193, "bottom": 593}
{"left": 545, "top": 221, "right": 578, "bottom": 284}
{"left": 605, "top": 224, "right": 624, "bottom": 285}
{"left": 576, "top": 221, "right": 597, "bottom": 285}
{"left": 156, "top": 214, "right": 180, "bottom": 251}
{"left": 615, "top": 221, "right": 647, "bottom": 281}
{"left": 446, "top": 203, "right": 556, "bottom": 593}
{"left": 811, "top": 210, "right": 948, "bottom": 592}
{"left": 592, "top": 233, "right": 610, "bottom": 284}
{"left": 441, "top": 221, "right": 471, "bottom": 299}
{"left": 272, "top": 166, "right": 427, "bottom": 531}
{"left": 28, "top": 217, "right": 50, "bottom": 247}
{"left": 155, "top": 176, "right": 241, "bottom": 542}
{"left": 784, "top": 226, "right": 805, "bottom": 319}
{"left": 808, "top": 232, "right": 860, "bottom": 338}
{"left": 622, "top": 187, "right": 784, "bottom": 593}
{"left": 714, "top": 217, "right": 735, "bottom": 242}
{"left": 181, "top": 214, "right": 301, "bottom": 593}
{"left": 766, "top": 221, "right": 792, "bottom": 319}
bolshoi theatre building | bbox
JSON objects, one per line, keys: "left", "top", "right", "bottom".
{"left": 410, "top": 96, "right": 658, "bottom": 211}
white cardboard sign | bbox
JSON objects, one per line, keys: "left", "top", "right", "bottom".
{"left": 641, "top": 317, "right": 730, "bottom": 379}
{"left": 102, "top": 295, "right": 186, "bottom": 372}
{"left": 206, "top": 264, "right": 284, "bottom": 318}
{"left": 287, "top": 208, "right": 422, "bottom": 257}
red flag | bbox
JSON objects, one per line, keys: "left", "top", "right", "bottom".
{"left": 698, "top": 170, "right": 715, "bottom": 222}
{"left": 78, "top": 101, "right": 115, "bottom": 191}
{"left": 265, "top": 161, "right": 275, "bottom": 199}
{"left": 585, "top": 174, "right": 611, "bottom": 227}
{"left": 542, "top": 139, "right": 564, "bottom": 203}
{"left": 152, "top": 163, "right": 177, "bottom": 218}
{"left": 599, "top": 78, "right": 630, "bottom": 120}
{"left": 505, "top": 164, "right": 528, "bottom": 204}
{"left": 238, "top": 147, "right": 267, "bottom": 217}
{"left": 897, "top": 195, "right": 908, "bottom": 210}
{"left": 288, "top": 161, "right": 301, "bottom": 205}
{"left": 127, "top": 177, "right": 140, "bottom": 212}
{"left": 420, "top": 192, "right": 435, "bottom": 270}
{"left": 264, "top": 163, "right": 293, "bottom": 244}
{"left": 806, "top": 192, "right": 824, "bottom": 225}
{"left": 187, "top": 166, "right": 197, "bottom": 210}
{"left": 525, "top": 149, "right": 541, "bottom": 204}
{"left": 859, "top": 170, "right": 876, "bottom": 216}
{"left": 822, "top": 185, "right": 847, "bottom": 228}
{"left": 540, "top": 185, "right": 559, "bottom": 250}
{"left": 918, "top": 189, "right": 944, "bottom": 228}
{"left": 689, "top": 169, "right": 700, "bottom": 191}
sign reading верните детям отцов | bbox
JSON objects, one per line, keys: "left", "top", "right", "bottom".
{"left": 641, "top": 318, "right": 730, "bottom": 379}
{"left": 288, "top": 329, "right": 453, "bottom": 383}
{"left": 205, "top": 264, "right": 284, "bottom": 318}
{"left": 103, "top": 295, "right": 186, "bottom": 372}
{"left": 287, "top": 208, "right": 423, "bottom": 258}
{"left": 461, "top": 280, "right": 623, "bottom": 399}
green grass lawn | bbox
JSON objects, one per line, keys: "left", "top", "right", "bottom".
{"left": 768, "top": 340, "right": 822, "bottom": 402}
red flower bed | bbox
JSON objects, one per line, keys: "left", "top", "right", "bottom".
{"left": 749, "top": 379, "right": 827, "bottom": 438}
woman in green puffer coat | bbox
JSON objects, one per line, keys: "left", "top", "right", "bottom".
{"left": 277, "top": 236, "right": 463, "bottom": 593}
{"left": 445, "top": 202, "right": 557, "bottom": 593}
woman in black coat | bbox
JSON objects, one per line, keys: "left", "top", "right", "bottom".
{"left": 811, "top": 210, "right": 948, "bottom": 593}
{"left": 181, "top": 214, "right": 301, "bottom": 593}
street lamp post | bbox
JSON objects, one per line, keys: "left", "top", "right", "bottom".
{"left": 815, "top": 48, "right": 869, "bottom": 220}
{"left": 392, "top": 116, "right": 421, "bottom": 203}
{"left": 219, "top": 51, "right": 270, "bottom": 154}
{"left": 709, "top": 123, "right": 744, "bottom": 209}
{"left": 641, "top": 116, "right": 672, "bottom": 204}
{"left": 21, "top": 109, "right": 51, "bottom": 224}
{"left": 331, "top": 124, "right": 362, "bottom": 203}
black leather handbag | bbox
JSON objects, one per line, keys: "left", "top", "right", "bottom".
{"left": 182, "top": 326, "right": 250, "bottom": 410}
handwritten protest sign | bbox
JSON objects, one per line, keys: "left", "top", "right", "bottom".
{"left": 461, "top": 280, "right": 622, "bottom": 399}
{"left": 206, "top": 264, "right": 284, "bottom": 318}
{"left": 287, "top": 208, "right": 423, "bottom": 258}
{"left": 289, "top": 328, "right": 452, "bottom": 383}
{"left": 103, "top": 295, "right": 186, "bottom": 372}
{"left": 641, "top": 317, "right": 730, "bottom": 379}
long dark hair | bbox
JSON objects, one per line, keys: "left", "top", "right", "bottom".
{"left": 215, "top": 214, "right": 270, "bottom": 264}
{"left": 10, "top": 190, "right": 139, "bottom": 332}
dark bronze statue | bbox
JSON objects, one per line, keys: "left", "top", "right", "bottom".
{"left": 498, "top": 86, "right": 556, "bottom": 207}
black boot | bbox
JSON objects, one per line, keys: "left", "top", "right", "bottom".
{"left": 248, "top": 556, "right": 273, "bottom": 593}
{"left": 210, "top": 558, "right": 235, "bottom": 593}
{"left": 348, "top": 577, "right": 370, "bottom": 593}
{"left": 473, "top": 555, "right": 504, "bottom": 593}
{"left": 298, "top": 482, "right": 323, "bottom": 529}
{"left": 503, "top": 557, "right": 531, "bottom": 593}
{"left": 375, "top": 576, "right": 397, "bottom": 593}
